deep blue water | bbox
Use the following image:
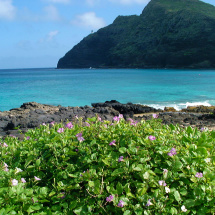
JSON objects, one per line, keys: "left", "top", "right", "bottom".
{"left": 0, "top": 68, "right": 215, "bottom": 111}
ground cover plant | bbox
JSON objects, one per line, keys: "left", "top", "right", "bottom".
{"left": 0, "top": 115, "right": 215, "bottom": 214}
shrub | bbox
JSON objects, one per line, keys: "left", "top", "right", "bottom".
{"left": 0, "top": 116, "right": 215, "bottom": 214}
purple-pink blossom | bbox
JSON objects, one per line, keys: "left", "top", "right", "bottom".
{"left": 168, "top": 148, "right": 177, "bottom": 156}
{"left": 163, "top": 169, "right": 168, "bottom": 174}
{"left": 85, "top": 122, "right": 90, "bottom": 127}
{"left": 26, "top": 136, "right": 30, "bottom": 140}
{"left": 76, "top": 133, "right": 85, "bottom": 142}
{"left": 148, "top": 135, "right": 156, "bottom": 141}
{"left": 97, "top": 116, "right": 102, "bottom": 122}
{"left": 195, "top": 172, "right": 203, "bottom": 178}
{"left": 3, "top": 142, "right": 8, "bottom": 147}
{"left": 200, "top": 127, "right": 205, "bottom": 132}
{"left": 34, "top": 176, "right": 41, "bottom": 181}
{"left": 146, "top": 199, "right": 152, "bottom": 206}
{"left": 57, "top": 128, "right": 64, "bottom": 133}
{"left": 158, "top": 180, "right": 167, "bottom": 186}
{"left": 109, "top": 140, "right": 116, "bottom": 146}
{"left": 21, "top": 178, "right": 26, "bottom": 183}
{"left": 114, "top": 114, "right": 124, "bottom": 122}
{"left": 9, "top": 135, "right": 16, "bottom": 138}
{"left": 66, "top": 122, "right": 73, "bottom": 129}
{"left": 113, "top": 116, "right": 120, "bottom": 122}
{"left": 118, "top": 156, "right": 124, "bottom": 162}
{"left": 12, "top": 179, "right": 18, "bottom": 186}
{"left": 153, "top": 114, "right": 159, "bottom": 119}
{"left": 118, "top": 200, "right": 125, "bottom": 207}
{"left": 4, "top": 163, "right": 9, "bottom": 172}
{"left": 106, "top": 195, "right": 114, "bottom": 202}
{"left": 50, "top": 121, "right": 55, "bottom": 125}
{"left": 118, "top": 114, "right": 123, "bottom": 119}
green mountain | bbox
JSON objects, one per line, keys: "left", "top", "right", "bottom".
{"left": 57, "top": 0, "right": 215, "bottom": 69}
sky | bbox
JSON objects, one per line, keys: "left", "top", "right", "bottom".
{"left": 0, "top": 0, "right": 215, "bottom": 69}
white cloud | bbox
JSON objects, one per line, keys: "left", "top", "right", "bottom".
{"left": 43, "top": 0, "right": 70, "bottom": 4}
{"left": 85, "top": 0, "right": 100, "bottom": 6}
{"left": 72, "top": 12, "right": 106, "bottom": 30}
{"left": 47, "top": 30, "right": 59, "bottom": 41}
{"left": 0, "top": 0, "right": 16, "bottom": 20}
{"left": 44, "top": 5, "right": 61, "bottom": 21}
{"left": 40, "top": 30, "right": 59, "bottom": 43}
{"left": 109, "top": 0, "right": 150, "bottom": 5}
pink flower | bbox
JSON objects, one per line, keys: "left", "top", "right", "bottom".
{"left": 66, "top": 122, "right": 73, "bottom": 129}
{"left": 97, "top": 116, "right": 102, "bottom": 122}
{"left": 131, "top": 121, "right": 138, "bottom": 126}
{"left": 34, "top": 176, "right": 41, "bottom": 181}
{"left": 21, "top": 178, "right": 26, "bottom": 183}
{"left": 76, "top": 133, "right": 85, "bottom": 142}
{"left": 109, "top": 140, "right": 116, "bottom": 146}
{"left": 57, "top": 128, "right": 64, "bottom": 133}
{"left": 118, "top": 114, "right": 124, "bottom": 119}
{"left": 195, "top": 172, "right": 203, "bottom": 178}
{"left": 158, "top": 180, "right": 166, "bottom": 186}
{"left": 118, "top": 200, "right": 125, "bottom": 207}
{"left": 9, "top": 135, "right": 16, "bottom": 138}
{"left": 50, "top": 121, "right": 55, "bottom": 125}
{"left": 200, "top": 127, "right": 205, "bottom": 132}
{"left": 106, "top": 195, "right": 114, "bottom": 202}
{"left": 148, "top": 135, "right": 156, "bottom": 141}
{"left": 168, "top": 148, "right": 177, "bottom": 156}
{"left": 12, "top": 179, "right": 18, "bottom": 186}
{"left": 4, "top": 163, "right": 9, "bottom": 172}
{"left": 153, "top": 114, "right": 159, "bottom": 118}
{"left": 163, "top": 169, "right": 168, "bottom": 174}
{"left": 85, "top": 122, "right": 90, "bottom": 127}
{"left": 42, "top": 123, "right": 46, "bottom": 126}
{"left": 113, "top": 116, "right": 119, "bottom": 122}
{"left": 26, "top": 136, "right": 30, "bottom": 140}
{"left": 146, "top": 199, "right": 152, "bottom": 206}
{"left": 3, "top": 142, "right": 8, "bottom": 147}
{"left": 118, "top": 156, "right": 124, "bottom": 162}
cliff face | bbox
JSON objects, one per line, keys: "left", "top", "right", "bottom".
{"left": 57, "top": 0, "right": 215, "bottom": 69}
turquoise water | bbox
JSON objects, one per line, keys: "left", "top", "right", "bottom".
{"left": 0, "top": 68, "right": 215, "bottom": 111}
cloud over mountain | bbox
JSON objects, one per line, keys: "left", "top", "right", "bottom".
{"left": 72, "top": 12, "right": 106, "bottom": 30}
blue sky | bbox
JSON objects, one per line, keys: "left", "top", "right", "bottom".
{"left": 0, "top": 0, "right": 214, "bottom": 69}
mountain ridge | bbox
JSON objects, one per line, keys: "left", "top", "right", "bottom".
{"left": 57, "top": 0, "right": 215, "bottom": 69}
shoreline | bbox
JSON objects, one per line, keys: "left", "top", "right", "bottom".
{"left": 0, "top": 100, "right": 215, "bottom": 139}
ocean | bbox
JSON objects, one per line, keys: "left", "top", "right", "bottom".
{"left": 0, "top": 68, "right": 215, "bottom": 112}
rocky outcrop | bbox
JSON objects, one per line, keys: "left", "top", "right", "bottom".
{"left": 57, "top": 0, "right": 215, "bottom": 69}
{"left": 1, "top": 101, "right": 215, "bottom": 139}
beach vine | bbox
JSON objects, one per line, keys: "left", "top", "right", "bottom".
{"left": 0, "top": 115, "right": 215, "bottom": 214}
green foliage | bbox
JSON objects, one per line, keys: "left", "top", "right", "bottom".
{"left": 0, "top": 117, "right": 215, "bottom": 214}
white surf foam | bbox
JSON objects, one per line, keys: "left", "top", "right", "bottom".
{"left": 143, "top": 101, "right": 212, "bottom": 111}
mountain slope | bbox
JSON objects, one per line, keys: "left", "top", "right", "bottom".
{"left": 57, "top": 0, "right": 215, "bottom": 69}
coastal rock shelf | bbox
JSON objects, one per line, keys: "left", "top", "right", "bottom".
{"left": 0, "top": 100, "right": 215, "bottom": 139}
